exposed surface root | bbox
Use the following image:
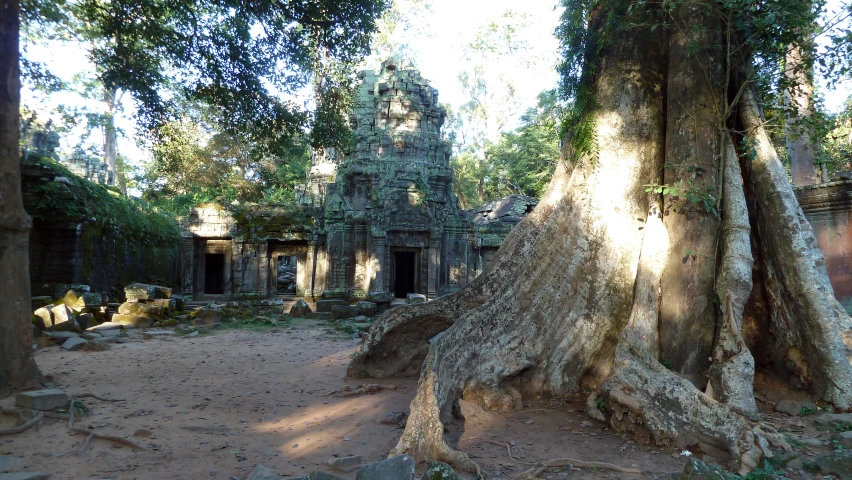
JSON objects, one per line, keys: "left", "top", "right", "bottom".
{"left": 322, "top": 384, "right": 405, "bottom": 397}
{"left": 483, "top": 440, "right": 525, "bottom": 464}
{"left": 515, "top": 457, "right": 641, "bottom": 477}
{"left": 72, "top": 393, "right": 124, "bottom": 402}
{"left": 0, "top": 411, "right": 43, "bottom": 435}
{"left": 78, "top": 433, "right": 94, "bottom": 455}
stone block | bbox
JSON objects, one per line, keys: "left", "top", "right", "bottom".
{"left": 118, "top": 302, "right": 165, "bottom": 318}
{"left": 0, "top": 472, "right": 51, "bottom": 480}
{"left": 331, "top": 305, "right": 359, "bottom": 320}
{"left": 0, "top": 455, "right": 22, "bottom": 472}
{"left": 81, "top": 292, "right": 103, "bottom": 308}
{"left": 48, "top": 305, "right": 79, "bottom": 332}
{"left": 125, "top": 283, "right": 172, "bottom": 301}
{"left": 151, "top": 298, "right": 176, "bottom": 314}
{"left": 325, "top": 455, "right": 362, "bottom": 473}
{"left": 58, "top": 290, "right": 86, "bottom": 313}
{"left": 32, "top": 305, "right": 53, "bottom": 330}
{"left": 420, "top": 461, "right": 461, "bottom": 480}
{"left": 356, "top": 301, "right": 377, "bottom": 317}
{"left": 86, "top": 322, "right": 122, "bottom": 332}
{"left": 367, "top": 291, "right": 394, "bottom": 303}
{"left": 289, "top": 299, "right": 312, "bottom": 318}
{"left": 193, "top": 307, "right": 221, "bottom": 326}
{"left": 356, "top": 454, "right": 415, "bottom": 480}
{"left": 316, "top": 299, "right": 348, "bottom": 313}
{"left": 172, "top": 295, "right": 186, "bottom": 311}
{"left": 406, "top": 293, "right": 427, "bottom": 305}
{"left": 76, "top": 312, "right": 94, "bottom": 330}
{"left": 112, "top": 314, "right": 154, "bottom": 328}
{"left": 310, "top": 312, "right": 333, "bottom": 321}
{"left": 247, "top": 464, "right": 280, "bottom": 480}
{"left": 61, "top": 337, "right": 88, "bottom": 351}
{"left": 16, "top": 388, "right": 69, "bottom": 411}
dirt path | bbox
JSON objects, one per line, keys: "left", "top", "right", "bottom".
{"left": 1, "top": 322, "right": 688, "bottom": 479}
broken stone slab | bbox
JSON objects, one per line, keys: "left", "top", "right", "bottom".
{"left": 125, "top": 283, "right": 172, "bottom": 301}
{"left": 355, "top": 454, "right": 415, "bottom": 480}
{"left": 356, "top": 301, "right": 377, "bottom": 317}
{"left": 112, "top": 314, "right": 154, "bottom": 328}
{"left": 812, "top": 450, "right": 852, "bottom": 478}
{"left": 80, "top": 292, "right": 103, "bottom": 308}
{"left": 0, "top": 455, "right": 22, "bottom": 472}
{"left": 405, "top": 293, "right": 427, "bottom": 305}
{"left": 0, "top": 473, "right": 51, "bottom": 480}
{"left": 325, "top": 455, "right": 362, "bottom": 473}
{"left": 80, "top": 331, "right": 102, "bottom": 340}
{"left": 247, "top": 464, "right": 281, "bottom": 480}
{"left": 61, "top": 337, "right": 88, "bottom": 351}
{"left": 193, "top": 307, "right": 221, "bottom": 326}
{"left": 316, "top": 299, "right": 348, "bottom": 313}
{"left": 775, "top": 399, "right": 818, "bottom": 416}
{"left": 118, "top": 302, "right": 165, "bottom": 318}
{"left": 86, "top": 322, "right": 122, "bottom": 332}
{"left": 32, "top": 305, "right": 53, "bottom": 330}
{"left": 43, "top": 331, "right": 80, "bottom": 344}
{"left": 367, "top": 291, "right": 394, "bottom": 303}
{"left": 286, "top": 472, "right": 345, "bottom": 480}
{"left": 289, "top": 299, "right": 312, "bottom": 318}
{"left": 172, "top": 295, "right": 186, "bottom": 311}
{"left": 420, "top": 461, "right": 460, "bottom": 480}
{"left": 142, "top": 329, "right": 175, "bottom": 336}
{"left": 815, "top": 413, "right": 852, "bottom": 425}
{"left": 16, "top": 389, "right": 69, "bottom": 411}
{"left": 331, "top": 305, "right": 359, "bottom": 320}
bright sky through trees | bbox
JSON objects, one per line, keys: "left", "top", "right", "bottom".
{"left": 20, "top": 0, "right": 851, "bottom": 178}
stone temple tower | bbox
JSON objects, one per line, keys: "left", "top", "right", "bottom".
{"left": 180, "top": 61, "right": 537, "bottom": 302}
{"left": 315, "top": 59, "right": 471, "bottom": 299}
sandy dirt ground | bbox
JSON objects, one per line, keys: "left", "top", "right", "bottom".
{"left": 0, "top": 317, "right": 839, "bottom": 480}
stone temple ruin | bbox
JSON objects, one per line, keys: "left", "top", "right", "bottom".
{"left": 180, "top": 61, "right": 537, "bottom": 301}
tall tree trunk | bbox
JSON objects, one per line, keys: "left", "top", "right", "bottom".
{"left": 0, "top": 0, "right": 41, "bottom": 395}
{"left": 658, "top": 4, "right": 723, "bottom": 380}
{"left": 347, "top": 3, "right": 852, "bottom": 475}
{"left": 784, "top": 43, "right": 819, "bottom": 185}
{"left": 103, "top": 85, "right": 119, "bottom": 189}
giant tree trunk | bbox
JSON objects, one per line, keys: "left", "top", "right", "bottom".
{"left": 103, "top": 86, "right": 120, "bottom": 190}
{"left": 0, "top": 0, "right": 41, "bottom": 395}
{"left": 348, "top": 2, "right": 852, "bottom": 475}
{"left": 784, "top": 43, "right": 821, "bottom": 185}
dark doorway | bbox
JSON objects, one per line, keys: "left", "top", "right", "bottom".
{"left": 204, "top": 253, "right": 225, "bottom": 294}
{"left": 393, "top": 250, "right": 418, "bottom": 298}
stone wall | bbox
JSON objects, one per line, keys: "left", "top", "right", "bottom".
{"left": 23, "top": 158, "right": 180, "bottom": 299}
{"left": 795, "top": 180, "right": 852, "bottom": 313}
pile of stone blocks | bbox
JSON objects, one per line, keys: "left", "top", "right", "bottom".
{"left": 32, "top": 287, "right": 104, "bottom": 333}
{"left": 112, "top": 283, "right": 186, "bottom": 328}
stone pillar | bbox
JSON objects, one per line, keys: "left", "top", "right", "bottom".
{"left": 372, "top": 236, "right": 386, "bottom": 292}
{"left": 181, "top": 237, "right": 194, "bottom": 297}
{"left": 428, "top": 236, "right": 441, "bottom": 298}
{"left": 300, "top": 244, "right": 315, "bottom": 298}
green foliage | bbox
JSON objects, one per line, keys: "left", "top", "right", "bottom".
{"left": 451, "top": 91, "right": 562, "bottom": 206}
{"left": 138, "top": 100, "right": 312, "bottom": 216}
{"left": 660, "top": 359, "right": 674, "bottom": 370}
{"left": 23, "top": 155, "right": 180, "bottom": 247}
{"left": 832, "top": 422, "right": 852, "bottom": 432}
{"left": 735, "top": 458, "right": 784, "bottom": 480}
{"left": 798, "top": 405, "right": 816, "bottom": 416}
{"left": 644, "top": 182, "right": 719, "bottom": 217}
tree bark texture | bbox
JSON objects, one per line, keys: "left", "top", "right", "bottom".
{"left": 0, "top": 0, "right": 41, "bottom": 395}
{"left": 347, "top": 2, "right": 852, "bottom": 475}
{"left": 783, "top": 44, "right": 820, "bottom": 186}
